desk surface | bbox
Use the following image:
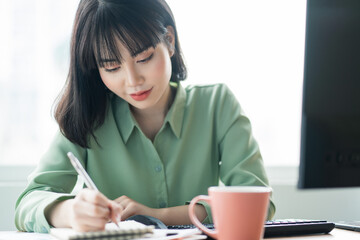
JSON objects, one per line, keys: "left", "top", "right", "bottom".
{"left": 0, "top": 228, "right": 359, "bottom": 240}
{"left": 269, "top": 228, "right": 360, "bottom": 239}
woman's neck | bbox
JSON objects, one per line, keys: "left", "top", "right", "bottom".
{"left": 130, "top": 85, "right": 174, "bottom": 141}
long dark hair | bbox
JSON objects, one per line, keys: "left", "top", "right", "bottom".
{"left": 55, "top": 0, "right": 187, "bottom": 148}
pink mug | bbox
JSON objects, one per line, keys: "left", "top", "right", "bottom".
{"left": 189, "top": 186, "right": 271, "bottom": 240}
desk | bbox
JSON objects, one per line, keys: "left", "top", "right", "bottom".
{"left": 0, "top": 229, "right": 359, "bottom": 240}
{"left": 268, "top": 228, "right": 360, "bottom": 239}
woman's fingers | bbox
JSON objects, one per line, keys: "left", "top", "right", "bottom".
{"left": 73, "top": 199, "right": 110, "bottom": 219}
{"left": 72, "top": 215, "right": 109, "bottom": 232}
{"left": 108, "top": 201, "right": 122, "bottom": 224}
{"left": 114, "top": 195, "right": 151, "bottom": 220}
{"left": 78, "top": 188, "right": 110, "bottom": 207}
{"left": 114, "top": 195, "right": 131, "bottom": 208}
{"left": 71, "top": 189, "right": 123, "bottom": 231}
{"left": 78, "top": 188, "right": 122, "bottom": 220}
{"left": 120, "top": 205, "right": 134, "bottom": 220}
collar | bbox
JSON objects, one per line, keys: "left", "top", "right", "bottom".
{"left": 164, "top": 82, "right": 186, "bottom": 139}
{"left": 113, "top": 82, "right": 186, "bottom": 143}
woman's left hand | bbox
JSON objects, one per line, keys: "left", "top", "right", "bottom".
{"left": 114, "top": 196, "right": 207, "bottom": 225}
{"left": 114, "top": 195, "right": 155, "bottom": 220}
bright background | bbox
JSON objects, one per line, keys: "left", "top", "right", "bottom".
{"left": 2, "top": 0, "right": 360, "bottom": 232}
{"left": 0, "top": 0, "right": 306, "bottom": 166}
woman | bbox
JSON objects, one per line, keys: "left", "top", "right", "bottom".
{"left": 15, "top": 0, "right": 275, "bottom": 233}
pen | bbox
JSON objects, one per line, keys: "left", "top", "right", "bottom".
{"left": 67, "top": 152, "right": 120, "bottom": 228}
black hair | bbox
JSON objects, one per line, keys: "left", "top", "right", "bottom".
{"left": 54, "top": 0, "right": 187, "bottom": 148}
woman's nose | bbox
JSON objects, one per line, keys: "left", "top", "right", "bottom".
{"left": 125, "top": 64, "right": 144, "bottom": 87}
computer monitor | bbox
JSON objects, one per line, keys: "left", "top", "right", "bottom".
{"left": 298, "top": 0, "right": 360, "bottom": 188}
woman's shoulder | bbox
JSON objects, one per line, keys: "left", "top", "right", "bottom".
{"left": 183, "top": 83, "right": 236, "bottom": 104}
{"left": 184, "top": 83, "right": 233, "bottom": 99}
{"left": 182, "top": 82, "right": 243, "bottom": 116}
{"left": 184, "top": 82, "right": 229, "bottom": 92}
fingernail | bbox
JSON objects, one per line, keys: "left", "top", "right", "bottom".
{"left": 116, "top": 214, "right": 121, "bottom": 222}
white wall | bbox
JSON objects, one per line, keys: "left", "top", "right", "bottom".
{"left": 267, "top": 167, "right": 360, "bottom": 221}
{"left": 1, "top": 166, "right": 360, "bottom": 231}
{"left": 0, "top": 166, "right": 34, "bottom": 231}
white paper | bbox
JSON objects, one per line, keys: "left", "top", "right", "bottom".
{"left": 134, "top": 229, "right": 207, "bottom": 240}
{"left": 50, "top": 221, "right": 154, "bottom": 240}
{"left": 0, "top": 226, "right": 206, "bottom": 240}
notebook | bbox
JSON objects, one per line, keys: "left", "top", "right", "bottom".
{"left": 50, "top": 220, "right": 154, "bottom": 240}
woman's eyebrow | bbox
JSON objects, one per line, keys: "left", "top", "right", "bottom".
{"left": 98, "top": 46, "right": 154, "bottom": 64}
{"left": 132, "top": 46, "right": 153, "bottom": 58}
{"left": 99, "top": 59, "right": 120, "bottom": 65}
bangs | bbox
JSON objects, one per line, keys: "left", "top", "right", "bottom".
{"left": 93, "top": 5, "right": 166, "bottom": 68}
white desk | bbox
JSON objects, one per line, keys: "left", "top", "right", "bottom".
{"left": 0, "top": 231, "right": 54, "bottom": 240}
{"left": 269, "top": 228, "right": 360, "bottom": 239}
{"left": 1, "top": 228, "right": 359, "bottom": 240}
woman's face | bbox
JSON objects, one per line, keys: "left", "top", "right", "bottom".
{"left": 98, "top": 37, "right": 174, "bottom": 112}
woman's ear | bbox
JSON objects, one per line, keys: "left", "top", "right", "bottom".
{"left": 165, "top": 26, "right": 176, "bottom": 57}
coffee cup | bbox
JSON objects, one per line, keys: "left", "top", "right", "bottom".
{"left": 189, "top": 186, "right": 271, "bottom": 240}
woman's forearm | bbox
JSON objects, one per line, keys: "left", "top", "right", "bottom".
{"left": 154, "top": 204, "right": 207, "bottom": 226}
{"left": 46, "top": 198, "right": 208, "bottom": 228}
{"left": 45, "top": 199, "right": 73, "bottom": 228}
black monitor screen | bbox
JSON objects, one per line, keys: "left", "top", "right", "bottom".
{"left": 298, "top": 0, "right": 360, "bottom": 188}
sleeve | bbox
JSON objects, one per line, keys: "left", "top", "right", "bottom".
{"left": 198, "top": 201, "right": 213, "bottom": 224}
{"left": 215, "top": 84, "right": 276, "bottom": 220}
{"left": 185, "top": 200, "right": 213, "bottom": 224}
{"left": 14, "top": 131, "right": 87, "bottom": 233}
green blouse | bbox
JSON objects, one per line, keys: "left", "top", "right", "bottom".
{"left": 15, "top": 83, "right": 275, "bottom": 233}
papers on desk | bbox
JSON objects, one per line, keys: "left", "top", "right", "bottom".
{"left": 51, "top": 221, "right": 153, "bottom": 240}
{"left": 50, "top": 221, "right": 206, "bottom": 240}
{"left": 0, "top": 228, "right": 206, "bottom": 240}
{"left": 0, "top": 222, "right": 205, "bottom": 240}
{"left": 150, "top": 229, "right": 207, "bottom": 240}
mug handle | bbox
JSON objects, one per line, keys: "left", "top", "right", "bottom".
{"left": 188, "top": 195, "right": 217, "bottom": 239}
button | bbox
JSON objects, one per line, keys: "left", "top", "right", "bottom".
{"left": 159, "top": 202, "right": 166, "bottom": 208}
{"left": 155, "top": 165, "right": 162, "bottom": 172}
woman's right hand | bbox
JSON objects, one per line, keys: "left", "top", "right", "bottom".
{"left": 47, "top": 188, "right": 122, "bottom": 232}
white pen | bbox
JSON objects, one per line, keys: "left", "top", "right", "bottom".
{"left": 67, "top": 152, "right": 120, "bottom": 228}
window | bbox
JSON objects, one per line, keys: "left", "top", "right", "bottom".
{"left": 0, "top": 0, "right": 78, "bottom": 165}
{"left": 0, "top": 0, "right": 306, "bottom": 166}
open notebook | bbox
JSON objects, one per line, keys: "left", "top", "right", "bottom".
{"left": 50, "top": 220, "right": 154, "bottom": 240}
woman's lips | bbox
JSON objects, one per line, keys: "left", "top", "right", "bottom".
{"left": 130, "top": 87, "right": 153, "bottom": 101}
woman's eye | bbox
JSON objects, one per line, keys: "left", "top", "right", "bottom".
{"left": 104, "top": 67, "right": 120, "bottom": 73}
{"left": 137, "top": 53, "right": 154, "bottom": 63}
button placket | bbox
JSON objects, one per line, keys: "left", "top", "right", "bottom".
{"left": 142, "top": 134, "right": 168, "bottom": 209}
{"left": 153, "top": 132, "right": 170, "bottom": 208}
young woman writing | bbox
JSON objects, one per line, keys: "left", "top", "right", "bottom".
{"left": 15, "top": 0, "right": 275, "bottom": 233}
